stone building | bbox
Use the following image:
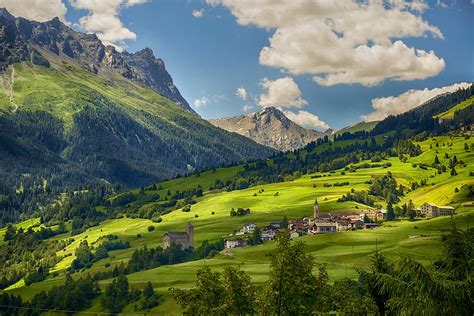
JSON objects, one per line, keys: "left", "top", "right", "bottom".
{"left": 163, "top": 223, "right": 194, "bottom": 249}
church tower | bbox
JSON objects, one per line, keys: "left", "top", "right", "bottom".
{"left": 313, "top": 197, "right": 320, "bottom": 219}
{"left": 186, "top": 222, "right": 194, "bottom": 249}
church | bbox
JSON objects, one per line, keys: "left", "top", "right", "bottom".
{"left": 163, "top": 223, "right": 194, "bottom": 250}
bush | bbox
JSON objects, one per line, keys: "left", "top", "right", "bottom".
{"left": 147, "top": 226, "right": 155, "bottom": 232}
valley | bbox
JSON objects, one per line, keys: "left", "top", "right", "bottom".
{"left": 3, "top": 134, "right": 473, "bottom": 314}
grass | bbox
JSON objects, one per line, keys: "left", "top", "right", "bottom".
{"left": 4, "top": 136, "right": 474, "bottom": 314}
{"left": 435, "top": 96, "right": 474, "bottom": 120}
{"left": 336, "top": 121, "right": 379, "bottom": 135}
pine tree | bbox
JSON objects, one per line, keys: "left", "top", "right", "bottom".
{"left": 434, "top": 155, "right": 440, "bottom": 164}
{"left": 450, "top": 166, "right": 457, "bottom": 176}
{"left": 386, "top": 202, "right": 395, "bottom": 221}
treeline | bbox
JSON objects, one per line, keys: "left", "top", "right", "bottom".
{"left": 0, "top": 274, "right": 162, "bottom": 314}
{"left": 372, "top": 85, "right": 474, "bottom": 136}
{"left": 71, "top": 235, "right": 129, "bottom": 271}
{"left": 171, "top": 229, "right": 473, "bottom": 315}
{"left": 0, "top": 225, "right": 68, "bottom": 289}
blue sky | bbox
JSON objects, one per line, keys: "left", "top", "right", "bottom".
{"left": 4, "top": 0, "right": 474, "bottom": 129}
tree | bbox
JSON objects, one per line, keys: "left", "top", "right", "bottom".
{"left": 4, "top": 224, "right": 16, "bottom": 241}
{"left": 450, "top": 166, "right": 457, "bottom": 176}
{"left": 101, "top": 274, "right": 130, "bottom": 313}
{"left": 386, "top": 202, "right": 395, "bottom": 221}
{"left": 221, "top": 266, "right": 256, "bottom": 315}
{"left": 259, "top": 232, "right": 330, "bottom": 315}
{"left": 434, "top": 155, "right": 440, "bottom": 164}
{"left": 136, "top": 281, "right": 162, "bottom": 311}
{"left": 363, "top": 214, "right": 371, "bottom": 223}
{"left": 465, "top": 143, "right": 469, "bottom": 151}
{"left": 170, "top": 266, "right": 225, "bottom": 315}
{"left": 251, "top": 226, "right": 262, "bottom": 245}
{"left": 357, "top": 251, "right": 393, "bottom": 315}
{"left": 281, "top": 215, "right": 289, "bottom": 229}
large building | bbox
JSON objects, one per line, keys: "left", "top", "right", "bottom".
{"left": 419, "top": 203, "right": 455, "bottom": 217}
{"left": 163, "top": 223, "right": 194, "bottom": 249}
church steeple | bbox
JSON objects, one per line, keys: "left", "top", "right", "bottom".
{"left": 313, "top": 197, "right": 320, "bottom": 219}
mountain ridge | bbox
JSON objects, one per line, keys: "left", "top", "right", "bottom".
{"left": 0, "top": 8, "right": 193, "bottom": 112}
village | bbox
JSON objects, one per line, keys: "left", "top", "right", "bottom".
{"left": 222, "top": 198, "right": 456, "bottom": 249}
{"left": 161, "top": 198, "right": 456, "bottom": 251}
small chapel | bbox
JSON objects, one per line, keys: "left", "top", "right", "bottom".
{"left": 163, "top": 223, "right": 194, "bottom": 249}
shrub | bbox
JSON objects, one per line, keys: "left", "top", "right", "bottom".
{"left": 147, "top": 226, "right": 155, "bottom": 232}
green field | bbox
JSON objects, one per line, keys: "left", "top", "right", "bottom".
{"left": 435, "top": 96, "right": 474, "bottom": 120}
{"left": 4, "top": 135, "right": 474, "bottom": 314}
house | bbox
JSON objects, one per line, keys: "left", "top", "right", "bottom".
{"left": 290, "top": 219, "right": 309, "bottom": 232}
{"left": 225, "top": 238, "right": 249, "bottom": 249}
{"left": 420, "top": 202, "right": 455, "bottom": 217}
{"left": 314, "top": 222, "right": 337, "bottom": 233}
{"left": 290, "top": 231, "right": 300, "bottom": 239}
{"left": 240, "top": 223, "right": 256, "bottom": 234}
{"left": 348, "top": 220, "right": 364, "bottom": 230}
{"left": 163, "top": 223, "right": 194, "bottom": 249}
{"left": 336, "top": 220, "right": 350, "bottom": 231}
{"left": 360, "top": 209, "right": 384, "bottom": 222}
{"left": 261, "top": 230, "right": 276, "bottom": 241}
{"left": 364, "top": 223, "right": 379, "bottom": 229}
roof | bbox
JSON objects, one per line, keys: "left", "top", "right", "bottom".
{"left": 439, "top": 206, "right": 455, "bottom": 209}
{"left": 317, "top": 222, "right": 337, "bottom": 226}
{"left": 164, "top": 232, "right": 188, "bottom": 238}
{"left": 423, "top": 202, "right": 438, "bottom": 207}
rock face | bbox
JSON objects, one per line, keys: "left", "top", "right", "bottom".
{"left": 210, "top": 107, "right": 328, "bottom": 151}
{"left": 0, "top": 8, "right": 193, "bottom": 112}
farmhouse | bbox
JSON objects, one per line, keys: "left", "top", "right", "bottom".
{"left": 225, "top": 238, "right": 249, "bottom": 249}
{"left": 360, "top": 209, "right": 384, "bottom": 222}
{"left": 163, "top": 223, "right": 194, "bottom": 249}
{"left": 313, "top": 222, "right": 337, "bottom": 233}
{"left": 240, "top": 223, "right": 256, "bottom": 234}
{"left": 419, "top": 202, "right": 455, "bottom": 217}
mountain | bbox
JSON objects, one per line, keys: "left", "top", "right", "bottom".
{"left": 210, "top": 107, "right": 329, "bottom": 151}
{"left": 0, "top": 9, "right": 275, "bottom": 194}
{"left": 0, "top": 8, "right": 192, "bottom": 112}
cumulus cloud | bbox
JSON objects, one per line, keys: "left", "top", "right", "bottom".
{"left": 362, "top": 82, "right": 473, "bottom": 121}
{"left": 193, "top": 96, "right": 209, "bottom": 107}
{"left": 0, "top": 0, "right": 67, "bottom": 22}
{"left": 284, "top": 110, "right": 329, "bottom": 130}
{"left": 207, "top": 0, "right": 445, "bottom": 86}
{"left": 68, "top": 0, "right": 147, "bottom": 51}
{"left": 235, "top": 87, "right": 247, "bottom": 101}
{"left": 192, "top": 8, "right": 204, "bottom": 17}
{"left": 258, "top": 77, "right": 308, "bottom": 109}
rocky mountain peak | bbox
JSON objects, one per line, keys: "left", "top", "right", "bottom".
{"left": 210, "top": 107, "right": 329, "bottom": 151}
{"left": 0, "top": 8, "right": 194, "bottom": 113}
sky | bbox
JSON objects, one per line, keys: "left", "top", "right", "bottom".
{"left": 1, "top": 0, "right": 473, "bottom": 129}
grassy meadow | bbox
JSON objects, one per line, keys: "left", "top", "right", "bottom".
{"left": 3, "top": 135, "right": 473, "bottom": 314}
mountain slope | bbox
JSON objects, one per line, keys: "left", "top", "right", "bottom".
{"left": 0, "top": 8, "right": 192, "bottom": 112}
{"left": 210, "top": 107, "right": 327, "bottom": 151}
{"left": 0, "top": 12, "right": 275, "bottom": 192}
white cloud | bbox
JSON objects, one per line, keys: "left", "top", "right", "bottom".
{"left": 0, "top": 0, "right": 67, "bottom": 22}
{"left": 258, "top": 77, "right": 307, "bottom": 109}
{"left": 207, "top": 0, "right": 445, "bottom": 86}
{"left": 193, "top": 96, "right": 209, "bottom": 107}
{"left": 362, "top": 82, "right": 473, "bottom": 121}
{"left": 243, "top": 104, "right": 254, "bottom": 112}
{"left": 68, "top": 0, "right": 147, "bottom": 51}
{"left": 192, "top": 8, "right": 204, "bottom": 17}
{"left": 235, "top": 87, "right": 247, "bottom": 101}
{"left": 284, "top": 110, "right": 329, "bottom": 130}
